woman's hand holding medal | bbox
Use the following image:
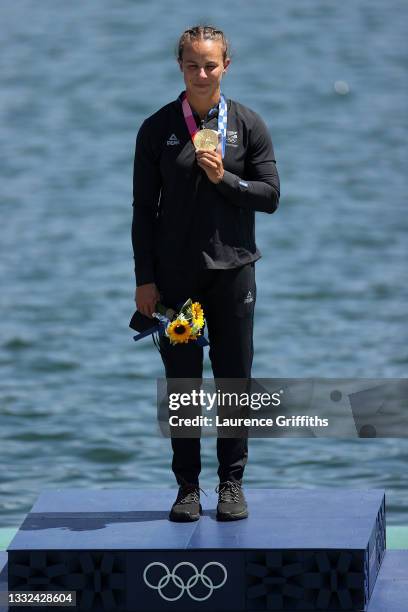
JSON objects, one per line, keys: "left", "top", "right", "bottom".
{"left": 194, "top": 129, "right": 224, "bottom": 184}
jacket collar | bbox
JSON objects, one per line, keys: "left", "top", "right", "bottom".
{"left": 177, "top": 90, "right": 220, "bottom": 122}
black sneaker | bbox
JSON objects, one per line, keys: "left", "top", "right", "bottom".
{"left": 216, "top": 481, "right": 248, "bottom": 521}
{"left": 169, "top": 483, "right": 204, "bottom": 522}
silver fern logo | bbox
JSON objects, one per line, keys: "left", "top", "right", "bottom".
{"left": 226, "top": 130, "right": 238, "bottom": 145}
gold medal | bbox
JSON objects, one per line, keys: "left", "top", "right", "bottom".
{"left": 193, "top": 129, "right": 219, "bottom": 151}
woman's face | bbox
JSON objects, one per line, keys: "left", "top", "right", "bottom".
{"left": 178, "top": 39, "right": 230, "bottom": 99}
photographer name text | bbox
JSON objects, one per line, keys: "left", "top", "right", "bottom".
{"left": 168, "top": 415, "right": 329, "bottom": 428}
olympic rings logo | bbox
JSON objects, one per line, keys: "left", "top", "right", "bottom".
{"left": 143, "top": 561, "right": 228, "bottom": 601}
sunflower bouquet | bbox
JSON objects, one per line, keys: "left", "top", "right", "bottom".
{"left": 154, "top": 299, "right": 206, "bottom": 345}
{"left": 130, "top": 299, "right": 209, "bottom": 348}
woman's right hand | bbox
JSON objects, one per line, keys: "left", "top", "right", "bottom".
{"left": 135, "top": 283, "right": 161, "bottom": 318}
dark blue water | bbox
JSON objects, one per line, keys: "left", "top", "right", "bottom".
{"left": 1, "top": 0, "right": 407, "bottom": 527}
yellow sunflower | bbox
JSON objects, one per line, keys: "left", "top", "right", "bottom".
{"left": 166, "top": 318, "right": 193, "bottom": 344}
{"left": 191, "top": 302, "right": 204, "bottom": 329}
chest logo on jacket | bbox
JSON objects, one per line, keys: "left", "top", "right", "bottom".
{"left": 167, "top": 133, "right": 180, "bottom": 146}
{"left": 226, "top": 130, "right": 238, "bottom": 146}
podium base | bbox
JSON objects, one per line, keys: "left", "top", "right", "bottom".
{"left": 3, "top": 488, "right": 388, "bottom": 611}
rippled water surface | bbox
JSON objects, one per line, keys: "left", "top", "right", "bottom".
{"left": 1, "top": 0, "right": 407, "bottom": 527}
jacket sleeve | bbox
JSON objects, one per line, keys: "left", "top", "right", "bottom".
{"left": 131, "top": 118, "right": 162, "bottom": 286}
{"left": 214, "top": 112, "right": 280, "bottom": 213}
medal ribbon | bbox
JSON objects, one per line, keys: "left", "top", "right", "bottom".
{"left": 181, "top": 91, "right": 228, "bottom": 158}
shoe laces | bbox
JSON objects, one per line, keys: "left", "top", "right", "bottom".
{"left": 215, "top": 480, "right": 242, "bottom": 503}
{"left": 177, "top": 483, "right": 207, "bottom": 505}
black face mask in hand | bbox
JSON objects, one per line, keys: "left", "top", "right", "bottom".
{"left": 129, "top": 310, "right": 157, "bottom": 333}
{"left": 129, "top": 302, "right": 176, "bottom": 333}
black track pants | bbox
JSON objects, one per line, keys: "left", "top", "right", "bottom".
{"left": 156, "top": 261, "right": 256, "bottom": 486}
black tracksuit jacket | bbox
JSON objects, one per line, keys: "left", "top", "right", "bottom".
{"left": 131, "top": 92, "right": 280, "bottom": 286}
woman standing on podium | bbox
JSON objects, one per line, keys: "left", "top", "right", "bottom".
{"left": 131, "top": 25, "right": 280, "bottom": 522}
